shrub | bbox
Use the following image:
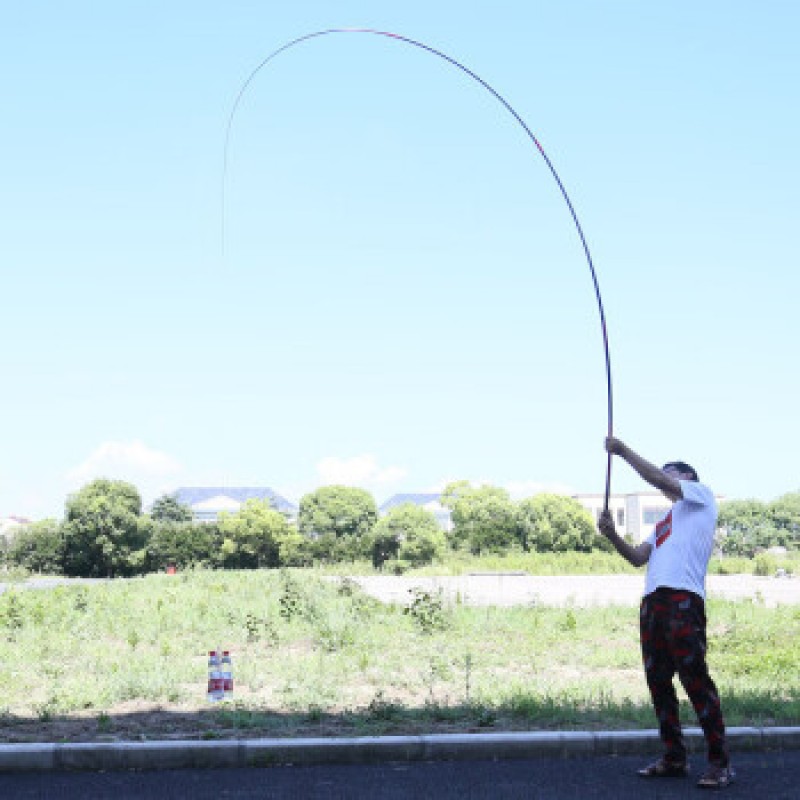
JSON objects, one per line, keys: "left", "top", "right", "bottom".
{"left": 370, "top": 504, "right": 446, "bottom": 569}
{"left": 217, "top": 500, "right": 291, "bottom": 569}
{"left": 147, "top": 521, "right": 219, "bottom": 570}
{"left": 5, "top": 519, "right": 65, "bottom": 574}
{"left": 62, "top": 479, "right": 149, "bottom": 578}
{"left": 448, "top": 486, "right": 519, "bottom": 555}
{"left": 517, "top": 494, "right": 596, "bottom": 553}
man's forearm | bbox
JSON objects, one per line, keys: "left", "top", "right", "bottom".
{"left": 617, "top": 444, "right": 679, "bottom": 499}
{"left": 597, "top": 507, "right": 651, "bottom": 567}
{"left": 604, "top": 527, "right": 648, "bottom": 567}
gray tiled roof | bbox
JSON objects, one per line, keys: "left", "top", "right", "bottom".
{"left": 173, "top": 487, "right": 296, "bottom": 514}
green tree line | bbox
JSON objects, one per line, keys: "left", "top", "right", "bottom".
{"left": 4, "top": 480, "right": 796, "bottom": 577}
{"left": 717, "top": 493, "right": 800, "bottom": 557}
{"left": 2, "top": 479, "right": 613, "bottom": 577}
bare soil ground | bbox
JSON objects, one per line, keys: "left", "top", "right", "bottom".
{"left": 347, "top": 574, "right": 800, "bottom": 608}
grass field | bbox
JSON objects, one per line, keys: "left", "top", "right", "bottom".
{"left": 1, "top": 568, "right": 799, "bottom": 742}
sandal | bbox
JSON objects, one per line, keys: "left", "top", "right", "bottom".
{"left": 637, "top": 758, "right": 689, "bottom": 778}
{"left": 697, "top": 763, "right": 735, "bottom": 789}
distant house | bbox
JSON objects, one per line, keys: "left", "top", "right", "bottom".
{"left": 379, "top": 493, "right": 453, "bottom": 532}
{"left": 0, "top": 515, "right": 32, "bottom": 543}
{"left": 171, "top": 487, "right": 297, "bottom": 524}
{"left": 573, "top": 491, "right": 725, "bottom": 543}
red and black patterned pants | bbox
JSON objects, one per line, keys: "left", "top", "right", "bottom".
{"left": 640, "top": 587, "right": 728, "bottom": 766}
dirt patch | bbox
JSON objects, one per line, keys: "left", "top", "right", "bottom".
{"left": 0, "top": 696, "right": 650, "bottom": 744}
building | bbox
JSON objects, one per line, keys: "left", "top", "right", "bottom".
{"left": 364, "top": 488, "right": 726, "bottom": 544}
{"left": 380, "top": 491, "right": 682, "bottom": 541}
{"left": 0, "top": 515, "right": 32, "bottom": 543}
{"left": 379, "top": 493, "right": 453, "bottom": 532}
{"left": 171, "top": 487, "right": 297, "bottom": 524}
{"left": 573, "top": 491, "right": 724, "bottom": 543}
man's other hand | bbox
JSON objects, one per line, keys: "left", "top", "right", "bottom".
{"left": 598, "top": 509, "right": 616, "bottom": 537}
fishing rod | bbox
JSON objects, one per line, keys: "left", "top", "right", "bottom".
{"left": 222, "top": 28, "right": 614, "bottom": 510}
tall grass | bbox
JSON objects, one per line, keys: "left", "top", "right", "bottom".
{"left": 0, "top": 569, "right": 798, "bottom": 741}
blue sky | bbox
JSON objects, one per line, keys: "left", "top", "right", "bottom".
{"left": 2, "top": 2, "right": 798, "bottom": 520}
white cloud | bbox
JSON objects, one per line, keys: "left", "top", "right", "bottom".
{"left": 316, "top": 454, "right": 407, "bottom": 487}
{"left": 65, "top": 440, "right": 183, "bottom": 500}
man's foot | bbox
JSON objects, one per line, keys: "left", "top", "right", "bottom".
{"left": 637, "top": 758, "right": 689, "bottom": 778}
{"left": 697, "top": 763, "right": 735, "bottom": 789}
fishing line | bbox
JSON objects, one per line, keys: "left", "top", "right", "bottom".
{"left": 221, "top": 27, "right": 614, "bottom": 510}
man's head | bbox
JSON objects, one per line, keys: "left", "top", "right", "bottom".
{"left": 662, "top": 461, "right": 699, "bottom": 482}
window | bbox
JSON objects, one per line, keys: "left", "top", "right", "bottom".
{"left": 643, "top": 507, "right": 669, "bottom": 525}
{"left": 616, "top": 509, "right": 625, "bottom": 527}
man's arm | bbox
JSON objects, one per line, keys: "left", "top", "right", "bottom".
{"left": 598, "top": 510, "right": 652, "bottom": 567}
{"left": 605, "top": 437, "right": 683, "bottom": 502}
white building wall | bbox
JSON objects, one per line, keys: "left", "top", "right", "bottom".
{"left": 573, "top": 492, "right": 669, "bottom": 543}
{"left": 573, "top": 491, "right": 722, "bottom": 543}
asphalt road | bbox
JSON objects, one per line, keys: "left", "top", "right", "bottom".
{"left": 2, "top": 751, "right": 798, "bottom": 799}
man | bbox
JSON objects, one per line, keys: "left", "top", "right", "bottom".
{"left": 598, "top": 436, "right": 734, "bottom": 790}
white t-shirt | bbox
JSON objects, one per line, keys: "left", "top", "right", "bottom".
{"left": 643, "top": 480, "right": 718, "bottom": 599}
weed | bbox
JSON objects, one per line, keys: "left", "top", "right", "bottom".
{"left": 404, "top": 587, "right": 447, "bottom": 634}
{"left": 305, "top": 705, "right": 324, "bottom": 723}
{"left": 561, "top": 609, "right": 578, "bottom": 632}
{"left": 464, "top": 651, "right": 474, "bottom": 703}
{"left": 0, "top": 591, "right": 24, "bottom": 639}
{"left": 245, "top": 613, "right": 278, "bottom": 645}
{"left": 337, "top": 577, "right": 359, "bottom": 597}
{"left": 367, "top": 691, "right": 401, "bottom": 721}
{"left": 314, "top": 615, "right": 354, "bottom": 653}
{"left": 35, "top": 700, "right": 57, "bottom": 722}
{"left": 73, "top": 589, "right": 89, "bottom": 613}
{"left": 474, "top": 704, "right": 496, "bottom": 727}
{"left": 278, "top": 572, "right": 303, "bottom": 621}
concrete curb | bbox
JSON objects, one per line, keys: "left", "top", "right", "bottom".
{"left": 0, "top": 727, "right": 798, "bottom": 772}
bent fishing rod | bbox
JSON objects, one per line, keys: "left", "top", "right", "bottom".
{"left": 221, "top": 28, "right": 615, "bottom": 510}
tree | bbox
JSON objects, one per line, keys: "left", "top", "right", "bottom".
{"left": 370, "top": 504, "right": 446, "bottom": 569}
{"left": 768, "top": 492, "right": 800, "bottom": 550}
{"left": 517, "top": 494, "right": 596, "bottom": 552}
{"left": 5, "top": 519, "right": 65, "bottom": 574}
{"left": 274, "top": 526, "right": 313, "bottom": 567}
{"left": 440, "top": 480, "right": 472, "bottom": 511}
{"left": 717, "top": 499, "right": 776, "bottom": 557}
{"left": 298, "top": 486, "right": 378, "bottom": 562}
{"left": 449, "top": 484, "right": 520, "bottom": 555}
{"left": 62, "top": 479, "right": 150, "bottom": 577}
{"left": 147, "top": 521, "right": 219, "bottom": 570}
{"left": 150, "top": 494, "right": 193, "bottom": 523}
{"left": 217, "top": 499, "right": 292, "bottom": 569}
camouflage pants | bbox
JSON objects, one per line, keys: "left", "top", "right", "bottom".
{"left": 640, "top": 588, "right": 728, "bottom": 765}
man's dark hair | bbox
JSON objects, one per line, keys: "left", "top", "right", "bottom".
{"left": 662, "top": 461, "right": 699, "bottom": 482}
